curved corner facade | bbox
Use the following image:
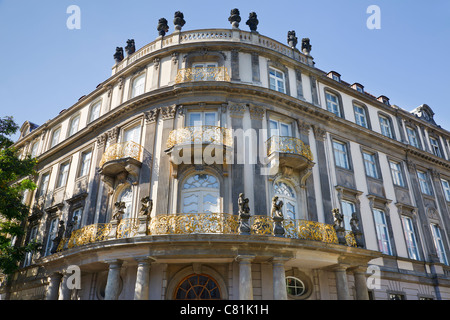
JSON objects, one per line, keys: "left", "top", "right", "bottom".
{"left": 3, "top": 21, "right": 450, "bottom": 300}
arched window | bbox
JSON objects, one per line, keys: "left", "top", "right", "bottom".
{"left": 181, "top": 174, "right": 220, "bottom": 213}
{"left": 118, "top": 187, "right": 133, "bottom": 219}
{"left": 274, "top": 181, "right": 297, "bottom": 220}
{"left": 174, "top": 274, "right": 221, "bottom": 300}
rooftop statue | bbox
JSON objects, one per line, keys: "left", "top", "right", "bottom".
{"left": 173, "top": 11, "right": 186, "bottom": 31}
{"left": 246, "top": 12, "right": 259, "bottom": 32}
{"left": 301, "top": 38, "right": 312, "bottom": 55}
{"left": 287, "top": 30, "right": 298, "bottom": 49}
{"left": 228, "top": 8, "right": 241, "bottom": 29}
{"left": 114, "top": 47, "right": 124, "bottom": 63}
{"left": 125, "top": 39, "right": 136, "bottom": 56}
{"left": 157, "top": 18, "right": 169, "bottom": 36}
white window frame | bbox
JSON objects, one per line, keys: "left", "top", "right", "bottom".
{"left": 406, "top": 126, "right": 419, "bottom": 148}
{"left": 389, "top": 161, "right": 405, "bottom": 187}
{"left": 23, "top": 225, "right": 38, "bottom": 267}
{"left": 269, "top": 67, "right": 286, "bottom": 94}
{"left": 38, "top": 172, "right": 50, "bottom": 198}
{"left": 50, "top": 127, "right": 61, "bottom": 148}
{"left": 56, "top": 161, "right": 70, "bottom": 189}
{"left": 30, "top": 140, "right": 39, "bottom": 158}
{"left": 78, "top": 149, "right": 92, "bottom": 178}
{"left": 326, "top": 92, "right": 341, "bottom": 117}
{"left": 401, "top": 216, "right": 420, "bottom": 260}
{"left": 68, "top": 114, "right": 80, "bottom": 137}
{"left": 187, "top": 111, "right": 218, "bottom": 127}
{"left": 429, "top": 137, "right": 442, "bottom": 157}
{"left": 353, "top": 104, "right": 368, "bottom": 128}
{"left": 431, "top": 224, "right": 448, "bottom": 265}
{"left": 363, "top": 152, "right": 379, "bottom": 179}
{"left": 88, "top": 101, "right": 102, "bottom": 123}
{"left": 273, "top": 181, "right": 297, "bottom": 220}
{"left": 441, "top": 179, "right": 450, "bottom": 202}
{"left": 72, "top": 208, "right": 83, "bottom": 230}
{"left": 417, "top": 170, "right": 432, "bottom": 195}
{"left": 333, "top": 140, "right": 350, "bottom": 169}
{"left": 181, "top": 174, "right": 220, "bottom": 214}
{"left": 192, "top": 62, "right": 219, "bottom": 81}
{"left": 379, "top": 115, "right": 393, "bottom": 139}
{"left": 269, "top": 119, "right": 292, "bottom": 138}
{"left": 122, "top": 123, "right": 142, "bottom": 144}
{"left": 340, "top": 200, "right": 355, "bottom": 231}
{"left": 45, "top": 218, "right": 59, "bottom": 256}
{"left": 131, "top": 74, "right": 146, "bottom": 98}
{"left": 373, "top": 209, "right": 392, "bottom": 255}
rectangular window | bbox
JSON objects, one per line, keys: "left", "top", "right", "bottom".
{"left": 379, "top": 115, "right": 393, "bottom": 139}
{"left": 188, "top": 111, "right": 218, "bottom": 127}
{"left": 401, "top": 216, "right": 420, "bottom": 260}
{"left": 431, "top": 224, "right": 448, "bottom": 265}
{"left": 363, "top": 152, "right": 379, "bottom": 179}
{"left": 38, "top": 173, "right": 50, "bottom": 198}
{"left": 269, "top": 119, "right": 292, "bottom": 137}
{"left": 417, "top": 170, "right": 432, "bottom": 195}
{"left": 123, "top": 125, "right": 141, "bottom": 144}
{"left": 68, "top": 115, "right": 80, "bottom": 137}
{"left": 333, "top": 141, "right": 350, "bottom": 169}
{"left": 441, "top": 179, "right": 450, "bottom": 202}
{"left": 30, "top": 141, "right": 39, "bottom": 158}
{"left": 373, "top": 209, "right": 392, "bottom": 255}
{"left": 193, "top": 63, "right": 218, "bottom": 81}
{"left": 56, "top": 162, "right": 70, "bottom": 188}
{"left": 389, "top": 294, "right": 405, "bottom": 300}
{"left": 389, "top": 161, "right": 405, "bottom": 187}
{"left": 269, "top": 68, "right": 286, "bottom": 94}
{"left": 340, "top": 200, "right": 355, "bottom": 230}
{"left": 50, "top": 128, "right": 61, "bottom": 148}
{"left": 45, "top": 218, "right": 59, "bottom": 256}
{"left": 326, "top": 92, "right": 341, "bottom": 117}
{"left": 23, "top": 226, "right": 38, "bottom": 267}
{"left": 429, "top": 137, "right": 442, "bottom": 157}
{"left": 406, "top": 126, "right": 419, "bottom": 148}
{"left": 131, "top": 74, "right": 145, "bottom": 98}
{"left": 79, "top": 150, "right": 92, "bottom": 178}
{"left": 89, "top": 102, "right": 101, "bottom": 123}
{"left": 72, "top": 208, "right": 83, "bottom": 229}
{"left": 354, "top": 104, "right": 368, "bottom": 128}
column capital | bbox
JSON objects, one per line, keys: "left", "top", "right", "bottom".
{"left": 235, "top": 255, "right": 255, "bottom": 263}
{"left": 269, "top": 256, "right": 291, "bottom": 265}
{"left": 104, "top": 259, "right": 124, "bottom": 268}
{"left": 134, "top": 256, "right": 157, "bottom": 264}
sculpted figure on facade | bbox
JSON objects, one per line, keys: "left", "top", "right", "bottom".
{"left": 51, "top": 221, "right": 65, "bottom": 254}
{"left": 114, "top": 47, "right": 124, "bottom": 63}
{"left": 287, "top": 31, "right": 298, "bottom": 49}
{"left": 271, "top": 196, "right": 284, "bottom": 219}
{"left": 301, "top": 38, "right": 312, "bottom": 55}
{"left": 157, "top": 18, "right": 169, "bottom": 36}
{"left": 173, "top": 11, "right": 186, "bottom": 31}
{"left": 228, "top": 8, "right": 241, "bottom": 29}
{"left": 246, "top": 12, "right": 259, "bottom": 32}
{"left": 139, "top": 197, "right": 153, "bottom": 216}
{"left": 125, "top": 39, "right": 136, "bottom": 56}
{"left": 113, "top": 201, "right": 126, "bottom": 221}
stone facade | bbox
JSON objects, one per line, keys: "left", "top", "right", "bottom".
{"left": 2, "top": 14, "right": 450, "bottom": 301}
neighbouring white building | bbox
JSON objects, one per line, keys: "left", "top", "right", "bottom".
{"left": 2, "top": 9, "right": 450, "bottom": 300}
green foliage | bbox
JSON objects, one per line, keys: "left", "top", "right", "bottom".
{"left": 0, "top": 116, "right": 39, "bottom": 275}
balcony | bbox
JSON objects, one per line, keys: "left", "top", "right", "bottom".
{"left": 175, "top": 67, "right": 230, "bottom": 84}
{"left": 266, "top": 136, "right": 314, "bottom": 172}
{"left": 56, "top": 214, "right": 357, "bottom": 253}
{"left": 167, "top": 126, "right": 233, "bottom": 150}
{"left": 99, "top": 141, "right": 143, "bottom": 167}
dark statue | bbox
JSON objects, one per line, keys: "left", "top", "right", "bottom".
{"left": 238, "top": 193, "right": 250, "bottom": 215}
{"left": 157, "top": 18, "right": 169, "bottom": 36}
{"left": 139, "top": 197, "right": 153, "bottom": 216}
{"left": 173, "top": 11, "right": 186, "bottom": 31}
{"left": 51, "top": 221, "right": 65, "bottom": 254}
{"left": 238, "top": 193, "right": 251, "bottom": 235}
{"left": 287, "top": 30, "right": 298, "bottom": 49}
{"left": 65, "top": 215, "right": 78, "bottom": 238}
{"left": 114, "top": 47, "right": 124, "bottom": 63}
{"left": 301, "top": 38, "right": 312, "bottom": 55}
{"left": 332, "top": 208, "right": 346, "bottom": 245}
{"left": 350, "top": 212, "right": 364, "bottom": 248}
{"left": 125, "top": 39, "right": 136, "bottom": 56}
{"left": 228, "top": 8, "right": 241, "bottom": 29}
{"left": 113, "top": 201, "right": 126, "bottom": 221}
{"left": 246, "top": 12, "right": 259, "bottom": 32}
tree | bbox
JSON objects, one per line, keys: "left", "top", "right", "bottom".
{"left": 0, "top": 116, "right": 40, "bottom": 275}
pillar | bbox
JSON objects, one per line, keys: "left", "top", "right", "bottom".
{"left": 236, "top": 255, "right": 254, "bottom": 300}
{"left": 60, "top": 271, "right": 72, "bottom": 300}
{"left": 104, "top": 259, "right": 123, "bottom": 300}
{"left": 45, "top": 272, "right": 63, "bottom": 300}
{"left": 134, "top": 257, "right": 153, "bottom": 300}
{"left": 272, "top": 257, "right": 288, "bottom": 300}
{"left": 352, "top": 267, "right": 369, "bottom": 300}
{"left": 333, "top": 265, "right": 350, "bottom": 300}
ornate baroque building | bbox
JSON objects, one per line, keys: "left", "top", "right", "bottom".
{"left": 2, "top": 10, "right": 450, "bottom": 300}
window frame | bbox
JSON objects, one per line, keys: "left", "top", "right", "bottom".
{"left": 56, "top": 161, "right": 71, "bottom": 189}
{"left": 38, "top": 172, "right": 51, "bottom": 198}
{"left": 378, "top": 114, "right": 394, "bottom": 139}
{"left": 180, "top": 173, "right": 221, "bottom": 214}
{"left": 30, "top": 140, "right": 39, "bottom": 158}
{"left": 401, "top": 216, "right": 420, "bottom": 260}
{"left": 88, "top": 100, "right": 102, "bottom": 124}
{"left": 50, "top": 127, "right": 61, "bottom": 148}
{"left": 353, "top": 102, "right": 370, "bottom": 129}
{"left": 362, "top": 151, "right": 380, "bottom": 179}
{"left": 429, "top": 136, "right": 442, "bottom": 158}
{"left": 44, "top": 217, "right": 59, "bottom": 257}
{"left": 130, "top": 73, "right": 146, "bottom": 99}
{"left": 430, "top": 224, "right": 448, "bottom": 265}
{"left": 23, "top": 225, "right": 38, "bottom": 267}
{"left": 441, "top": 178, "right": 450, "bottom": 202}
{"left": 325, "top": 91, "right": 341, "bottom": 117}
{"left": 417, "top": 170, "right": 432, "bottom": 196}
{"left": 269, "top": 67, "right": 287, "bottom": 94}
{"left": 78, "top": 149, "right": 93, "bottom": 178}
{"left": 187, "top": 110, "right": 219, "bottom": 127}
{"left": 68, "top": 114, "right": 81, "bottom": 138}
{"left": 373, "top": 208, "right": 393, "bottom": 255}
{"left": 389, "top": 160, "right": 406, "bottom": 188}
{"left": 406, "top": 126, "right": 420, "bottom": 149}
{"left": 332, "top": 140, "right": 351, "bottom": 170}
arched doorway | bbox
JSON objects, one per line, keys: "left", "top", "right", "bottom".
{"left": 174, "top": 274, "right": 221, "bottom": 300}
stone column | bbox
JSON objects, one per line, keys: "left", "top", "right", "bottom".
{"left": 272, "top": 258, "right": 288, "bottom": 300}
{"left": 45, "top": 272, "right": 63, "bottom": 300}
{"left": 352, "top": 267, "right": 369, "bottom": 300}
{"left": 104, "top": 259, "right": 123, "bottom": 300}
{"left": 333, "top": 265, "right": 350, "bottom": 300}
{"left": 134, "top": 257, "right": 153, "bottom": 300}
{"left": 60, "top": 271, "right": 72, "bottom": 300}
{"left": 236, "top": 255, "right": 254, "bottom": 300}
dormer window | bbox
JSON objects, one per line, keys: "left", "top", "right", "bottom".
{"left": 327, "top": 71, "right": 341, "bottom": 82}
{"left": 378, "top": 95, "right": 390, "bottom": 106}
{"left": 352, "top": 83, "right": 364, "bottom": 93}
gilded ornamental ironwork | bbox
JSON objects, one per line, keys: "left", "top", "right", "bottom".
{"left": 175, "top": 66, "right": 231, "bottom": 84}
{"left": 166, "top": 126, "right": 233, "bottom": 149}
{"left": 99, "top": 141, "right": 143, "bottom": 167}
{"left": 266, "top": 136, "right": 313, "bottom": 162}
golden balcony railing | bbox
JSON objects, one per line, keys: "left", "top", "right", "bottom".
{"left": 266, "top": 136, "right": 313, "bottom": 162}
{"left": 175, "top": 67, "right": 231, "bottom": 84}
{"left": 56, "top": 214, "right": 357, "bottom": 253}
{"left": 166, "top": 126, "right": 233, "bottom": 150}
{"left": 99, "top": 141, "right": 143, "bottom": 167}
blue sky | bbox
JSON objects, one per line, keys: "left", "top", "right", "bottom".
{"left": 1, "top": 0, "right": 449, "bottom": 141}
